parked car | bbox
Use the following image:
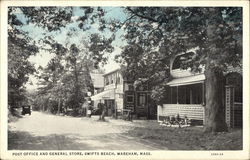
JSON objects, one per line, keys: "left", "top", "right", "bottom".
{"left": 22, "top": 105, "right": 31, "bottom": 115}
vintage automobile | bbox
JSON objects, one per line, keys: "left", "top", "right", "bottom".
{"left": 22, "top": 105, "right": 31, "bottom": 115}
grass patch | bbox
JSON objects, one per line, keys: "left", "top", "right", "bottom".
{"left": 125, "top": 121, "right": 242, "bottom": 150}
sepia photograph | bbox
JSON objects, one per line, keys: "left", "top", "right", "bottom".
{"left": 1, "top": 1, "right": 249, "bottom": 160}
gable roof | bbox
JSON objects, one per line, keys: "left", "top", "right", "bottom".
{"left": 90, "top": 73, "right": 104, "bottom": 88}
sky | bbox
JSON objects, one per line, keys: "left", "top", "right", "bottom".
{"left": 14, "top": 7, "right": 128, "bottom": 91}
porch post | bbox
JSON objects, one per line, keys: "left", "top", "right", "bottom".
{"left": 202, "top": 82, "right": 205, "bottom": 125}
{"left": 190, "top": 89, "right": 193, "bottom": 104}
{"left": 157, "top": 105, "right": 159, "bottom": 122}
{"left": 177, "top": 86, "right": 179, "bottom": 104}
{"left": 115, "top": 101, "right": 117, "bottom": 119}
{"left": 202, "top": 82, "right": 205, "bottom": 105}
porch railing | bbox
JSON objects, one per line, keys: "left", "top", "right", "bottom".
{"left": 158, "top": 104, "right": 204, "bottom": 122}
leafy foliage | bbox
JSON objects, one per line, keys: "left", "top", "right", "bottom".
{"left": 8, "top": 7, "right": 114, "bottom": 116}
{"left": 114, "top": 7, "right": 242, "bottom": 132}
{"left": 130, "top": 7, "right": 240, "bottom": 68}
{"left": 8, "top": 8, "right": 38, "bottom": 110}
{"left": 114, "top": 7, "right": 242, "bottom": 102}
{"left": 89, "top": 33, "right": 114, "bottom": 68}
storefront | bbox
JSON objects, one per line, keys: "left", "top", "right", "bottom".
{"left": 90, "top": 89, "right": 115, "bottom": 116}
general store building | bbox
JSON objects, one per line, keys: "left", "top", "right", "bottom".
{"left": 91, "top": 68, "right": 156, "bottom": 119}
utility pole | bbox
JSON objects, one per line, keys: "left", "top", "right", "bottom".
{"left": 86, "top": 92, "right": 92, "bottom": 117}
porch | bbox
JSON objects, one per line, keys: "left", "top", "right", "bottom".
{"left": 158, "top": 74, "right": 206, "bottom": 124}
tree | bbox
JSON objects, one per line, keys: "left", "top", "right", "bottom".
{"left": 8, "top": 7, "right": 38, "bottom": 113}
{"left": 8, "top": 7, "right": 115, "bottom": 116}
{"left": 114, "top": 7, "right": 242, "bottom": 132}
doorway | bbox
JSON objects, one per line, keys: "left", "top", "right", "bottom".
{"left": 136, "top": 92, "right": 148, "bottom": 118}
{"left": 105, "top": 100, "right": 115, "bottom": 116}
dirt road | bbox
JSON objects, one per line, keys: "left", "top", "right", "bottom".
{"left": 8, "top": 111, "right": 168, "bottom": 150}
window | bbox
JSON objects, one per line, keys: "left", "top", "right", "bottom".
{"left": 105, "top": 77, "right": 109, "bottom": 85}
{"left": 110, "top": 75, "right": 113, "bottom": 84}
{"left": 138, "top": 93, "right": 146, "bottom": 107}
{"left": 128, "top": 84, "right": 134, "bottom": 91}
{"left": 117, "top": 76, "right": 120, "bottom": 84}
{"left": 111, "top": 74, "right": 115, "bottom": 84}
{"left": 166, "top": 83, "right": 203, "bottom": 104}
{"left": 178, "top": 86, "right": 190, "bottom": 104}
{"left": 165, "top": 87, "right": 172, "bottom": 104}
{"left": 126, "top": 95, "right": 134, "bottom": 103}
{"left": 117, "top": 73, "right": 121, "bottom": 84}
{"left": 187, "top": 83, "right": 202, "bottom": 104}
{"left": 171, "top": 87, "right": 178, "bottom": 104}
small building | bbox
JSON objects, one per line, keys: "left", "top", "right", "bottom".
{"left": 90, "top": 73, "right": 104, "bottom": 94}
{"left": 91, "top": 68, "right": 123, "bottom": 116}
{"left": 90, "top": 73, "right": 104, "bottom": 108}
{"left": 157, "top": 51, "right": 242, "bottom": 128}
{"left": 91, "top": 68, "right": 156, "bottom": 119}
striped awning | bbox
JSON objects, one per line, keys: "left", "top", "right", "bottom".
{"left": 167, "top": 74, "right": 205, "bottom": 86}
{"left": 90, "top": 89, "right": 115, "bottom": 101}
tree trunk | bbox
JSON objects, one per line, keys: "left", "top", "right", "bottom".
{"left": 74, "top": 63, "right": 80, "bottom": 109}
{"left": 204, "top": 67, "right": 228, "bottom": 132}
{"left": 57, "top": 98, "right": 61, "bottom": 115}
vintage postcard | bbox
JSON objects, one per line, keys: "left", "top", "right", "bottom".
{"left": 0, "top": 0, "right": 249, "bottom": 160}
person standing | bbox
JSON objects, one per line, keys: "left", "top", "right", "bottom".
{"left": 98, "top": 101, "right": 106, "bottom": 121}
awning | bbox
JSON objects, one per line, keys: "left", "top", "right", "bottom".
{"left": 90, "top": 89, "right": 115, "bottom": 101}
{"left": 167, "top": 74, "right": 205, "bottom": 86}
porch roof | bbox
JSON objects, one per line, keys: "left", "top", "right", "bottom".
{"left": 167, "top": 74, "right": 205, "bottom": 86}
{"left": 90, "top": 89, "right": 115, "bottom": 101}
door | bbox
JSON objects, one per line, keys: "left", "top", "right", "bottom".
{"left": 124, "top": 91, "right": 135, "bottom": 112}
{"left": 136, "top": 92, "right": 148, "bottom": 117}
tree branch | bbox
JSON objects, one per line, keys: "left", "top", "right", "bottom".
{"left": 121, "top": 15, "right": 136, "bottom": 27}
{"left": 126, "top": 7, "right": 160, "bottom": 23}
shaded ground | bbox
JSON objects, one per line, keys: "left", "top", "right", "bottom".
{"left": 8, "top": 111, "right": 242, "bottom": 150}
{"left": 8, "top": 111, "right": 167, "bottom": 150}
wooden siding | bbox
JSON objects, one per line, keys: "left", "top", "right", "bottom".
{"left": 158, "top": 104, "right": 204, "bottom": 121}
{"left": 115, "top": 83, "right": 123, "bottom": 94}
{"left": 115, "top": 93, "right": 124, "bottom": 110}
{"left": 104, "top": 83, "right": 116, "bottom": 90}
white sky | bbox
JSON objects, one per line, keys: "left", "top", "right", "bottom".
{"left": 21, "top": 7, "right": 127, "bottom": 91}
